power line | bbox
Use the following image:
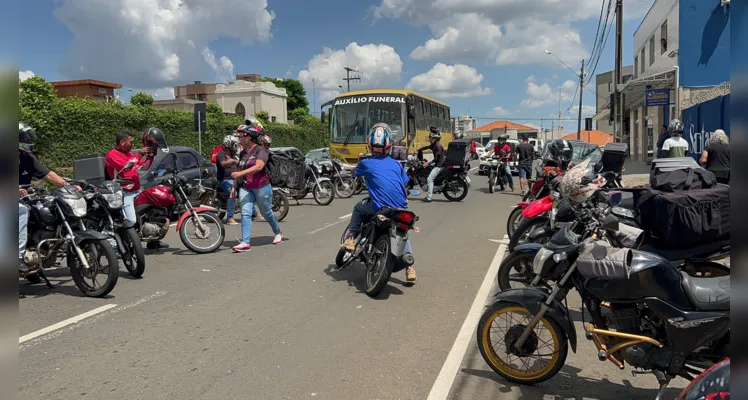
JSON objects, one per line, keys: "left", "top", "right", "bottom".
{"left": 586, "top": 0, "right": 609, "bottom": 67}
{"left": 585, "top": 0, "right": 615, "bottom": 85}
{"left": 472, "top": 117, "right": 583, "bottom": 121}
{"left": 564, "top": 82, "right": 580, "bottom": 114}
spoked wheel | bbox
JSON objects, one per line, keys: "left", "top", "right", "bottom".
{"left": 335, "top": 177, "right": 355, "bottom": 198}
{"left": 179, "top": 212, "right": 225, "bottom": 254}
{"left": 497, "top": 250, "right": 551, "bottom": 291}
{"left": 354, "top": 178, "right": 366, "bottom": 195}
{"left": 364, "top": 234, "right": 394, "bottom": 297}
{"left": 121, "top": 227, "right": 146, "bottom": 278}
{"left": 313, "top": 181, "right": 335, "bottom": 206}
{"left": 506, "top": 206, "right": 524, "bottom": 238}
{"left": 508, "top": 216, "right": 550, "bottom": 252}
{"left": 68, "top": 239, "right": 119, "bottom": 298}
{"left": 443, "top": 178, "right": 469, "bottom": 202}
{"left": 477, "top": 302, "right": 567, "bottom": 384}
{"left": 488, "top": 172, "right": 496, "bottom": 194}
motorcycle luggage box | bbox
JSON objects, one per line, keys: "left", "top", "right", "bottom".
{"left": 445, "top": 139, "right": 470, "bottom": 167}
{"left": 268, "top": 147, "right": 307, "bottom": 191}
{"left": 650, "top": 157, "right": 700, "bottom": 174}
{"left": 600, "top": 143, "right": 628, "bottom": 174}
{"left": 74, "top": 153, "right": 107, "bottom": 186}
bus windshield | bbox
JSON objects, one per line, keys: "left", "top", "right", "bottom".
{"left": 331, "top": 95, "right": 405, "bottom": 144}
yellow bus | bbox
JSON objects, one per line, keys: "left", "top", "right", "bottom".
{"left": 321, "top": 89, "right": 453, "bottom": 164}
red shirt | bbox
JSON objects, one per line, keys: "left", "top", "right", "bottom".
{"left": 105, "top": 148, "right": 153, "bottom": 192}
{"left": 493, "top": 143, "right": 512, "bottom": 162}
{"left": 470, "top": 141, "right": 477, "bottom": 153}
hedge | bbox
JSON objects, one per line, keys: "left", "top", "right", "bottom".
{"left": 19, "top": 83, "right": 329, "bottom": 170}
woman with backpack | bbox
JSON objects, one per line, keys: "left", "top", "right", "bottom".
{"left": 229, "top": 123, "right": 283, "bottom": 252}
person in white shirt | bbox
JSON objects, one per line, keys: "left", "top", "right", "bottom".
{"left": 661, "top": 119, "right": 690, "bottom": 158}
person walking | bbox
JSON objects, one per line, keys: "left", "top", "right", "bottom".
{"left": 700, "top": 129, "right": 730, "bottom": 184}
{"left": 656, "top": 125, "right": 670, "bottom": 159}
{"left": 230, "top": 124, "right": 282, "bottom": 252}
{"left": 515, "top": 136, "right": 534, "bottom": 195}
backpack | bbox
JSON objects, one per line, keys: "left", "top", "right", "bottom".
{"left": 210, "top": 145, "right": 224, "bottom": 164}
{"left": 650, "top": 167, "right": 716, "bottom": 192}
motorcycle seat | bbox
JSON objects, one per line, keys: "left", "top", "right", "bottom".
{"left": 680, "top": 271, "right": 730, "bottom": 311}
{"left": 376, "top": 207, "right": 411, "bottom": 218}
{"left": 639, "top": 239, "right": 730, "bottom": 262}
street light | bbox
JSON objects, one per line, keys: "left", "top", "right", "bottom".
{"left": 545, "top": 50, "right": 585, "bottom": 140}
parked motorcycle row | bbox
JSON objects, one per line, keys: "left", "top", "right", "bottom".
{"left": 477, "top": 154, "right": 730, "bottom": 400}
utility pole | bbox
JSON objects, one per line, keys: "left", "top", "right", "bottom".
{"left": 614, "top": 0, "right": 623, "bottom": 141}
{"left": 343, "top": 67, "right": 361, "bottom": 92}
{"left": 577, "top": 59, "right": 585, "bottom": 141}
{"left": 557, "top": 88, "right": 562, "bottom": 133}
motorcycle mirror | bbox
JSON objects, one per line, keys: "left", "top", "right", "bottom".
{"left": 601, "top": 214, "right": 620, "bottom": 231}
{"left": 409, "top": 189, "right": 422, "bottom": 196}
{"left": 157, "top": 169, "right": 167, "bottom": 177}
{"left": 606, "top": 191, "right": 622, "bottom": 207}
{"left": 123, "top": 160, "right": 136, "bottom": 170}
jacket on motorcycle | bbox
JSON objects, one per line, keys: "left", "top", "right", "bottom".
{"left": 354, "top": 156, "right": 409, "bottom": 210}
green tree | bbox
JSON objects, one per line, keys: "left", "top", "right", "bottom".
{"left": 130, "top": 92, "right": 154, "bottom": 107}
{"left": 19, "top": 75, "right": 56, "bottom": 111}
{"left": 288, "top": 108, "right": 309, "bottom": 123}
{"left": 255, "top": 110, "right": 270, "bottom": 125}
{"left": 206, "top": 102, "right": 223, "bottom": 114}
{"left": 262, "top": 77, "right": 309, "bottom": 112}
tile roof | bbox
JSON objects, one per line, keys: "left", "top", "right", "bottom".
{"left": 471, "top": 120, "right": 537, "bottom": 132}
{"left": 562, "top": 129, "right": 615, "bottom": 146}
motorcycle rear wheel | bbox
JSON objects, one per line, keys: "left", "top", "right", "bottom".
{"left": 508, "top": 216, "right": 550, "bottom": 252}
{"left": 272, "top": 190, "right": 290, "bottom": 222}
{"left": 443, "top": 178, "right": 469, "bottom": 202}
{"left": 68, "top": 239, "right": 119, "bottom": 298}
{"left": 365, "top": 234, "right": 394, "bottom": 297}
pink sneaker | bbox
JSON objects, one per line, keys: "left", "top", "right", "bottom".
{"left": 232, "top": 243, "right": 251, "bottom": 252}
{"left": 272, "top": 233, "right": 283, "bottom": 245}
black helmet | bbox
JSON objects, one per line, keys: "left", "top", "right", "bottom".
{"left": 498, "top": 134, "right": 509, "bottom": 142}
{"left": 19, "top": 123, "right": 37, "bottom": 151}
{"left": 548, "top": 139, "right": 573, "bottom": 163}
{"left": 142, "top": 127, "right": 169, "bottom": 153}
{"left": 429, "top": 127, "right": 441, "bottom": 141}
{"left": 668, "top": 119, "right": 684, "bottom": 135}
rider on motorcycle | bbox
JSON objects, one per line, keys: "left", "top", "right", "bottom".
{"left": 486, "top": 134, "right": 514, "bottom": 191}
{"left": 417, "top": 127, "right": 446, "bottom": 202}
{"left": 18, "top": 123, "right": 76, "bottom": 273}
{"left": 216, "top": 135, "right": 241, "bottom": 225}
{"left": 340, "top": 123, "right": 417, "bottom": 282}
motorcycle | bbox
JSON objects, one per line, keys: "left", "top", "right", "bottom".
{"left": 20, "top": 184, "right": 119, "bottom": 298}
{"left": 135, "top": 168, "right": 225, "bottom": 254}
{"left": 324, "top": 158, "right": 356, "bottom": 198}
{"left": 406, "top": 156, "right": 469, "bottom": 202}
{"left": 507, "top": 167, "right": 564, "bottom": 236}
{"left": 676, "top": 357, "right": 729, "bottom": 400}
{"left": 333, "top": 189, "right": 422, "bottom": 297}
{"left": 478, "top": 193, "right": 730, "bottom": 399}
{"left": 80, "top": 175, "right": 146, "bottom": 278}
{"left": 353, "top": 176, "right": 367, "bottom": 195}
{"left": 289, "top": 160, "right": 335, "bottom": 206}
{"left": 487, "top": 156, "right": 509, "bottom": 193}
{"left": 197, "top": 175, "right": 290, "bottom": 222}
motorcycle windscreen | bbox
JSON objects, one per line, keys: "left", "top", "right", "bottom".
{"left": 521, "top": 195, "right": 554, "bottom": 218}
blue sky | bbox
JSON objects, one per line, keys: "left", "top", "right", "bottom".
{"left": 11, "top": 0, "right": 654, "bottom": 130}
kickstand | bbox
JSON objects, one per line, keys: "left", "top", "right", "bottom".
{"left": 39, "top": 270, "right": 55, "bottom": 288}
{"left": 652, "top": 371, "right": 671, "bottom": 400}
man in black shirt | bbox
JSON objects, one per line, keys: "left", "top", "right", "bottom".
{"left": 417, "top": 128, "right": 446, "bottom": 202}
{"left": 216, "top": 135, "right": 241, "bottom": 225}
{"left": 516, "top": 136, "right": 535, "bottom": 195}
{"left": 19, "top": 123, "right": 71, "bottom": 273}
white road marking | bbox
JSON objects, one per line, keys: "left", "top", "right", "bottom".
{"left": 469, "top": 166, "right": 479, "bottom": 172}
{"left": 427, "top": 235, "right": 508, "bottom": 400}
{"left": 307, "top": 219, "right": 348, "bottom": 235}
{"left": 19, "top": 304, "right": 117, "bottom": 344}
{"left": 339, "top": 213, "right": 352, "bottom": 220}
{"left": 20, "top": 291, "right": 166, "bottom": 349}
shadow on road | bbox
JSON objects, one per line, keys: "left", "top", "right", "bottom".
{"left": 323, "top": 264, "right": 405, "bottom": 299}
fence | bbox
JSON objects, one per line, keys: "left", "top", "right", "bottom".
{"left": 681, "top": 94, "right": 730, "bottom": 159}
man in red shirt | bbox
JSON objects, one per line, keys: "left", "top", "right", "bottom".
{"left": 470, "top": 140, "right": 477, "bottom": 160}
{"left": 487, "top": 135, "right": 514, "bottom": 191}
{"left": 105, "top": 130, "right": 155, "bottom": 225}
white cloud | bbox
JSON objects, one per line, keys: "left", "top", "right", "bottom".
{"left": 201, "top": 48, "right": 235, "bottom": 83}
{"left": 298, "top": 42, "right": 403, "bottom": 102}
{"left": 569, "top": 105, "right": 597, "bottom": 117}
{"left": 53, "top": 0, "right": 275, "bottom": 88}
{"left": 406, "top": 63, "right": 491, "bottom": 99}
{"left": 409, "top": 13, "right": 501, "bottom": 61}
{"left": 151, "top": 87, "right": 175, "bottom": 100}
{"left": 491, "top": 106, "right": 510, "bottom": 116}
{"left": 19, "top": 70, "right": 35, "bottom": 82}
{"left": 495, "top": 20, "right": 588, "bottom": 67}
{"left": 521, "top": 78, "right": 577, "bottom": 108}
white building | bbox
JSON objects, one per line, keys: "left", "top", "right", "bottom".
{"left": 454, "top": 114, "right": 477, "bottom": 134}
{"left": 215, "top": 80, "right": 288, "bottom": 124}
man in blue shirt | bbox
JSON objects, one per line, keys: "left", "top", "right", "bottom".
{"left": 340, "top": 123, "right": 416, "bottom": 281}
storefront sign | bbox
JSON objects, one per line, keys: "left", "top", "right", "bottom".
{"left": 334, "top": 96, "right": 405, "bottom": 106}
{"left": 645, "top": 89, "right": 670, "bottom": 107}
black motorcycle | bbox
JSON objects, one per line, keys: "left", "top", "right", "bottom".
{"left": 20, "top": 184, "right": 119, "bottom": 297}
{"left": 322, "top": 158, "right": 355, "bottom": 198}
{"left": 289, "top": 160, "right": 335, "bottom": 206}
{"left": 333, "top": 190, "right": 421, "bottom": 297}
{"left": 406, "top": 156, "right": 469, "bottom": 202}
{"left": 478, "top": 193, "right": 730, "bottom": 399}
{"left": 80, "top": 178, "right": 146, "bottom": 278}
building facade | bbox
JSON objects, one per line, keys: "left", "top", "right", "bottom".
{"left": 51, "top": 79, "right": 122, "bottom": 101}
{"left": 594, "top": 65, "right": 634, "bottom": 135}
{"left": 453, "top": 114, "right": 477, "bottom": 134}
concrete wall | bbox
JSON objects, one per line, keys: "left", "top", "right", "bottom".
{"left": 678, "top": 0, "right": 730, "bottom": 87}
{"left": 633, "top": 0, "right": 679, "bottom": 80}
{"left": 215, "top": 80, "right": 288, "bottom": 123}
{"left": 594, "top": 66, "right": 634, "bottom": 135}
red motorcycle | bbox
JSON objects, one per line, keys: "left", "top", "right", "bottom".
{"left": 134, "top": 169, "right": 225, "bottom": 254}
{"left": 506, "top": 167, "right": 564, "bottom": 236}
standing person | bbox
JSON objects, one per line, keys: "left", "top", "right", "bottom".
{"left": 250, "top": 134, "right": 273, "bottom": 221}
{"left": 661, "top": 119, "right": 690, "bottom": 158}
{"left": 417, "top": 127, "right": 446, "bottom": 202}
{"left": 104, "top": 129, "right": 159, "bottom": 246}
{"left": 516, "top": 136, "right": 535, "bottom": 195}
{"left": 229, "top": 124, "right": 282, "bottom": 252}
{"left": 700, "top": 129, "right": 730, "bottom": 184}
{"left": 656, "top": 125, "right": 670, "bottom": 159}
{"left": 216, "top": 135, "right": 241, "bottom": 225}
{"left": 470, "top": 140, "right": 478, "bottom": 160}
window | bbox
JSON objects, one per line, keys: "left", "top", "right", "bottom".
{"left": 97, "top": 87, "right": 107, "bottom": 94}
{"left": 640, "top": 49, "right": 646, "bottom": 74}
{"left": 416, "top": 115, "right": 426, "bottom": 130}
{"left": 649, "top": 36, "right": 655, "bottom": 65}
{"left": 153, "top": 153, "right": 176, "bottom": 172}
{"left": 271, "top": 116, "right": 276, "bottom": 122}
{"left": 235, "top": 102, "right": 246, "bottom": 118}
{"left": 417, "top": 98, "right": 424, "bottom": 114}
{"left": 634, "top": 56, "right": 639, "bottom": 78}
{"left": 176, "top": 151, "right": 199, "bottom": 170}
{"left": 660, "top": 21, "right": 668, "bottom": 54}
{"left": 446, "top": 109, "right": 450, "bottom": 121}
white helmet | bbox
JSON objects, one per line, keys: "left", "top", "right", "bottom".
{"left": 558, "top": 158, "right": 606, "bottom": 204}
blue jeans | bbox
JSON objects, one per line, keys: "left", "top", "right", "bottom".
{"left": 19, "top": 204, "right": 29, "bottom": 260}
{"left": 502, "top": 164, "right": 514, "bottom": 189}
{"left": 238, "top": 185, "right": 281, "bottom": 244}
{"left": 347, "top": 199, "right": 413, "bottom": 254}
{"left": 122, "top": 190, "right": 140, "bottom": 224}
{"left": 218, "top": 179, "right": 236, "bottom": 220}
{"left": 426, "top": 167, "right": 442, "bottom": 200}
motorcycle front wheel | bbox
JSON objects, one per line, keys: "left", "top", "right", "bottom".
{"left": 313, "top": 181, "right": 335, "bottom": 206}
{"left": 354, "top": 177, "right": 366, "bottom": 195}
{"left": 68, "top": 239, "right": 119, "bottom": 298}
{"left": 179, "top": 212, "right": 225, "bottom": 254}
{"left": 508, "top": 216, "right": 551, "bottom": 252}
{"left": 506, "top": 206, "right": 524, "bottom": 237}
{"left": 488, "top": 171, "right": 496, "bottom": 194}
{"left": 121, "top": 227, "right": 146, "bottom": 278}
{"left": 365, "top": 234, "right": 394, "bottom": 297}
{"left": 334, "top": 177, "right": 355, "bottom": 198}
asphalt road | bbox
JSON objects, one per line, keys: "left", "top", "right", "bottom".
{"left": 18, "top": 163, "right": 686, "bottom": 400}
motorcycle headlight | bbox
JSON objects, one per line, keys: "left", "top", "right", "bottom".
{"left": 64, "top": 197, "right": 88, "bottom": 218}
{"left": 533, "top": 247, "right": 555, "bottom": 275}
{"left": 102, "top": 192, "right": 124, "bottom": 209}
{"left": 491, "top": 159, "right": 499, "bottom": 166}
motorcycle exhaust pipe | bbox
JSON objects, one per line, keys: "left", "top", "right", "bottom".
{"left": 401, "top": 253, "right": 415, "bottom": 266}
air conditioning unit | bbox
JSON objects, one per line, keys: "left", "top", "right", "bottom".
{"left": 721, "top": 0, "right": 729, "bottom": 7}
